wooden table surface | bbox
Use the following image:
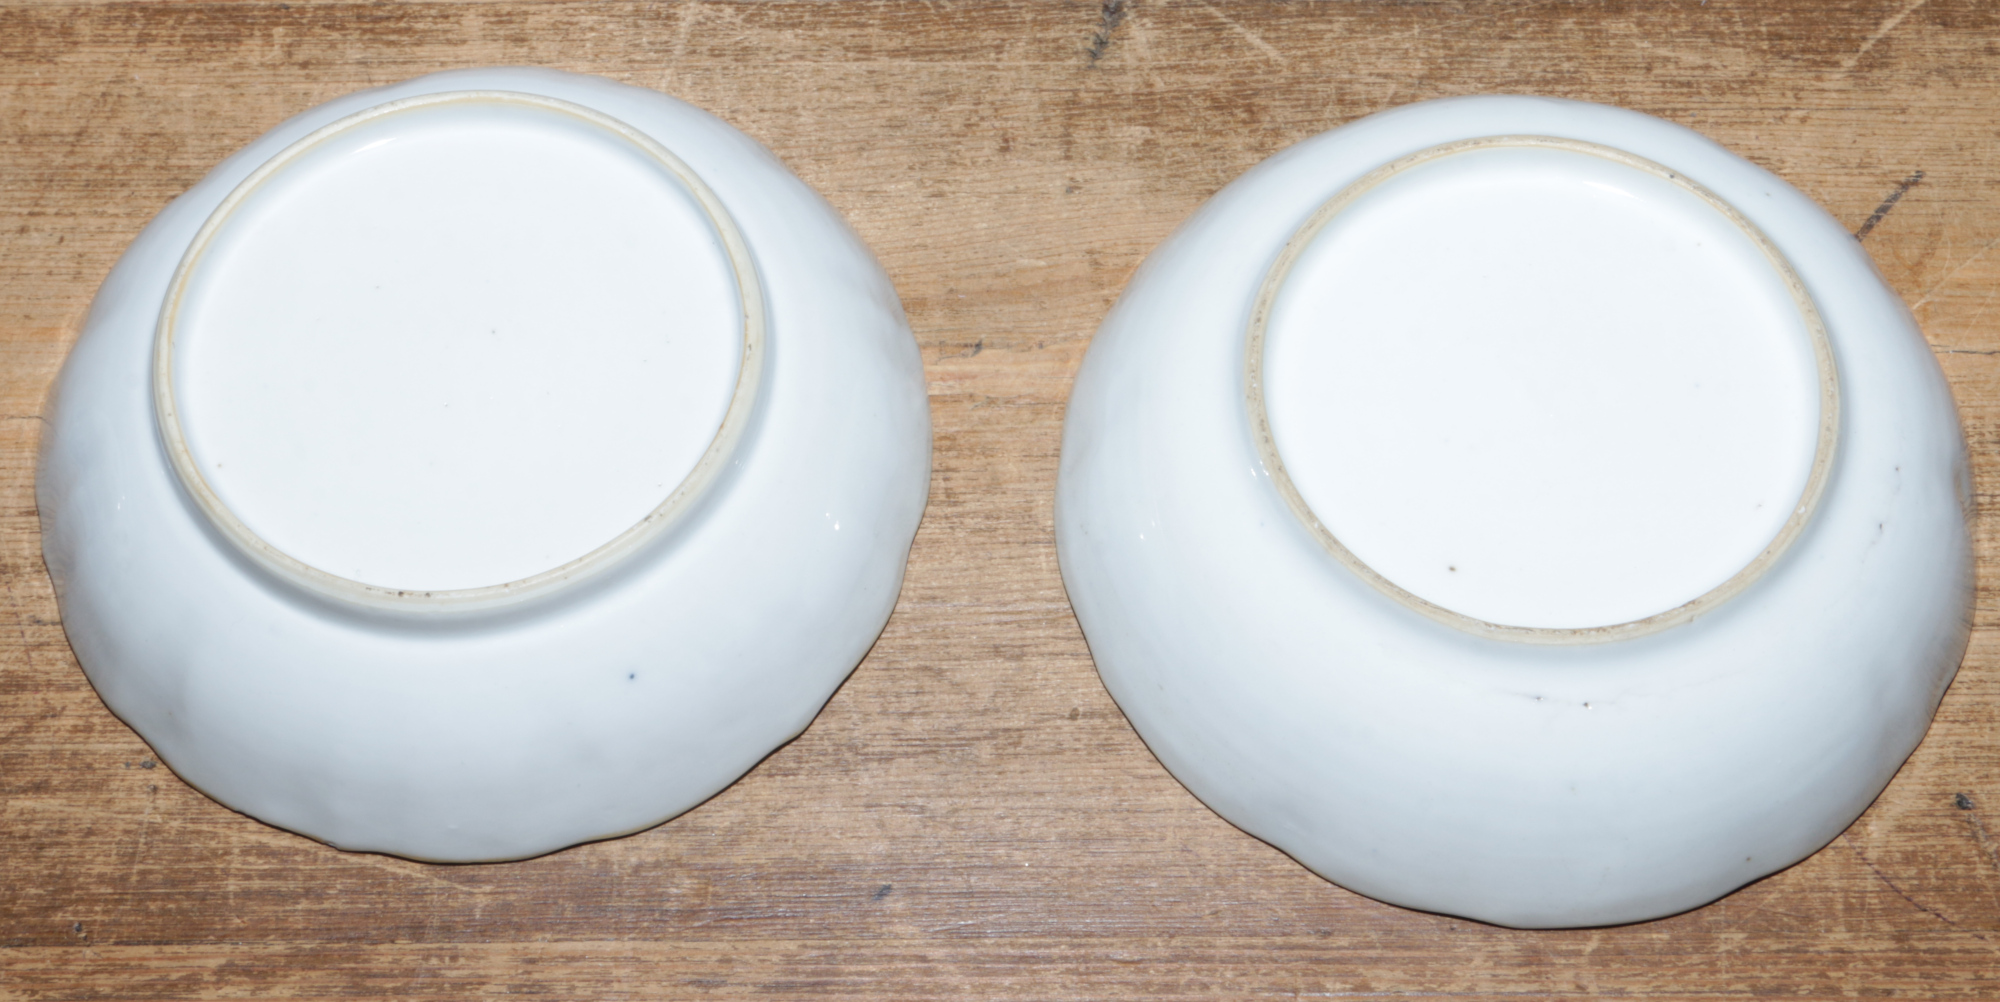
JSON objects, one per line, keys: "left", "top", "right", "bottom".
{"left": 5, "top": 2, "right": 2000, "bottom": 998}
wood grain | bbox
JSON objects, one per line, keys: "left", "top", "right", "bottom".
{"left": 4, "top": 1, "right": 1999, "bottom": 998}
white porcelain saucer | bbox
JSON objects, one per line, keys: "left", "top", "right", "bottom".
{"left": 1057, "top": 96, "right": 1971, "bottom": 927}
{"left": 39, "top": 69, "right": 931, "bottom": 861}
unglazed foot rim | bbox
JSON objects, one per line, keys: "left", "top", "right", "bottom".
{"left": 152, "top": 90, "right": 767, "bottom": 614}
{"left": 1244, "top": 135, "right": 1840, "bottom": 645}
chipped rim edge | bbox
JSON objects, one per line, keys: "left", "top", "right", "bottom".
{"left": 1244, "top": 134, "right": 1840, "bottom": 645}
{"left": 153, "top": 89, "right": 767, "bottom": 614}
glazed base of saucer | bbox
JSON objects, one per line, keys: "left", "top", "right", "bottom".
{"left": 167, "top": 93, "right": 747, "bottom": 595}
{"left": 1255, "top": 138, "right": 1832, "bottom": 636}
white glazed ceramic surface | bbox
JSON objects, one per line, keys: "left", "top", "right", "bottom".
{"left": 1056, "top": 96, "right": 1972, "bottom": 928}
{"left": 39, "top": 68, "right": 931, "bottom": 862}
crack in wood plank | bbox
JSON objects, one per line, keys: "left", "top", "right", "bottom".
{"left": 1085, "top": 0, "right": 1129, "bottom": 64}
{"left": 1855, "top": 170, "right": 1924, "bottom": 240}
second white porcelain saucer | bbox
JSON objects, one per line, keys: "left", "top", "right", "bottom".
{"left": 1057, "top": 95, "right": 1971, "bottom": 927}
